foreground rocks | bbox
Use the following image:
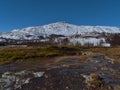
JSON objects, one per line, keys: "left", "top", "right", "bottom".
{"left": 0, "top": 55, "right": 120, "bottom": 90}
{"left": 0, "top": 71, "right": 44, "bottom": 90}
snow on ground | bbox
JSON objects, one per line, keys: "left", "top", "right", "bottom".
{"left": 69, "top": 38, "right": 106, "bottom": 46}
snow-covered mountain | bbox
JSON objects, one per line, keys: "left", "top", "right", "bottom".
{"left": 0, "top": 22, "right": 120, "bottom": 46}
{"left": 1, "top": 22, "right": 120, "bottom": 40}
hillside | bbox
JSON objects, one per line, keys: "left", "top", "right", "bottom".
{"left": 0, "top": 22, "right": 120, "bottom": 46}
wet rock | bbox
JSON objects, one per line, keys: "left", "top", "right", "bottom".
{"left": 0, "top": 70, "right": 44, "bottom": 90}
{"left": 105, "top": 56, "right": 115, "bottom": 64}
{"left": 81, "top": 73, "right": 104, "bottom": 89}
{"left": 114, "top": 85, "right": 120, "bottom": 90}
{"left": 33, "top": 72, "right": 45, "bottom": 77}
{"left": 0, "top": 54, "right": 119, "bottom": 90}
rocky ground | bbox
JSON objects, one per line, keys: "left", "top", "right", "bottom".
{"left": 0, "top": 52, "right": 120, "bottom": 90}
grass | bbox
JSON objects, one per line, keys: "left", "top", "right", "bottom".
{"left": 0, "top": 46, "right": 81, "bottom": 65}
{"left": 54, "top": 56, "right": 81, "bottom": 63}
{"left": 88, "top": 47, "right": 120, "bottom": 63}
{"left": 0, "top": 45, "right": 120, "bottom": 65}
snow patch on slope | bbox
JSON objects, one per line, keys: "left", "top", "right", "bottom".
{"left": 0, "top": 22, "right": 120, "bottom": 40}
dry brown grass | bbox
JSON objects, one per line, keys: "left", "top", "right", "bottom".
{"left": 0, "top": 46, "right": 120, "bottom": 65}
{"left": 54, "top": 56, "right": 81, "bottom": 63}
{"left": 88, "top": 47, "right": 120, "bottom": 63}
{"left": 0, "top": 46, "right": 81, "bottom": 65}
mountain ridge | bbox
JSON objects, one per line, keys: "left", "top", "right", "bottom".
{"left": 0, "top": 22, "right": 120, "bottom": 47}
{"left": 0, "top": 22, "right": 120, "bottom": 40}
